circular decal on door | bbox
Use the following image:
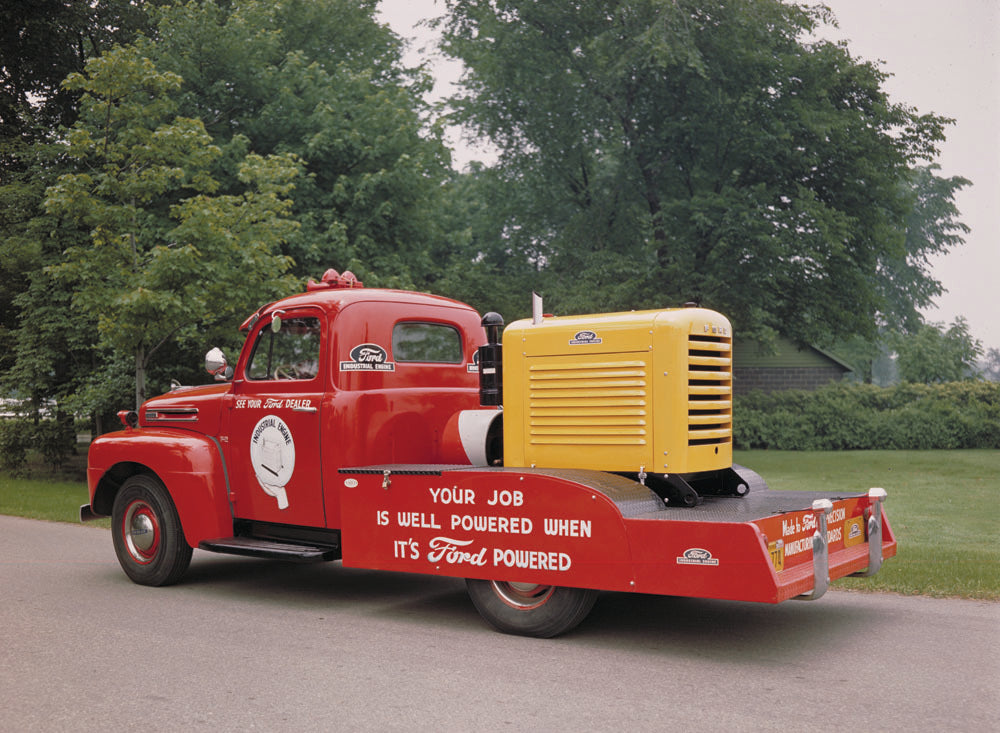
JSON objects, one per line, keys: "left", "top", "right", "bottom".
{"left": 249, "top": 414, "right": 295, "bottom": 510}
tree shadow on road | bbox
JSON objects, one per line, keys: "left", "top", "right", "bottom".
{"left": 170, "top": 553, "right": 880, "bottom": 655}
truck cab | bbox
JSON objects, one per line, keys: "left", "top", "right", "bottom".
{"left": 87, "top": 270, "right": 493, "bottom": 571}
{"left": 215, "top": 279, "right": 487, "bottom": 530}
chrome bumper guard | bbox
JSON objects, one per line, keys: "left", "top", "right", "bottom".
{"left": 795, "top": 498, "right": 833, "bottom": 601}
{"left": 851, "top": 487, "right": 887, "bottom": 578}
{"left": 797, "top": 487, "right": 887, "bottom": 600}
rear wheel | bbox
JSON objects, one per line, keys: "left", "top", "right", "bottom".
{"left": 111, "top": 474, "right": 192, "bottom": 586}
{"left": 465, "top": 579, "right": 598, "bottom": 637}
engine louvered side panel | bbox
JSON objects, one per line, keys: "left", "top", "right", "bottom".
{"left": 528, "top": 359, "right": 648, "bottom": 446}
{"left": 687, "top": 336, "right": 732, "bottom": 446}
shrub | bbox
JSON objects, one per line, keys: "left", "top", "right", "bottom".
{"left": 734, "top": 381, "right": 1000, "bottom": 450}
{"left": 0, "top": 418, "right": 77, "bottom": 474}
{"left": 0, "top": 420, "right": 34, "bottom": 475}
{"left": 34, "top": 420, "right": 76, "bottom": 469}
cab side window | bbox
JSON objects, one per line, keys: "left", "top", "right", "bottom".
{"left": 247, "top": 317, "right": 321, "bottom": 380}
{"left": 392, "top": 322, "right": 463, "bottom": 364}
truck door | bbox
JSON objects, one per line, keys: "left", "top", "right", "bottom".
{"left": 228, "top": 309, "right": 327, "bottom": 527}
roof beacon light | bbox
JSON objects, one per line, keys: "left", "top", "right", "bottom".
{"left": 306, "top": 268, "right": 364, "bottom": 291}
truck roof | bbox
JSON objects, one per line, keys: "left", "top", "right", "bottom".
{"left": 241, "top": 287, "right": 479, "bottom": 330}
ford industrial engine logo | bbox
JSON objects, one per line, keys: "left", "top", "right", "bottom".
{"left": 676, "top": 547, "right": 720, "bottom": 566}
{"left": 341, "top": 343, "right": 395, "bottom": 372}
{"left": 569, "top": 330, "right": 602, "bottom": 345}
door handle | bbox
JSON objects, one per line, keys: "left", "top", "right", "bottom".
{"left": 292, "top": 406, "right": 318, "bottom": 413}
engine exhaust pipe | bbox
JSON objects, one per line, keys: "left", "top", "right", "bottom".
{"left": 478, "top": 312, "right": 504, "bottom": 407}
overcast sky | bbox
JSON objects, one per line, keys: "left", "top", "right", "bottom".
{"left": 377, "top": 0, "right": 1000, "bottom": 352}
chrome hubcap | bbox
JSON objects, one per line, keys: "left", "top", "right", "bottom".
{"left": 122, "top": 501, "right": 159, "bottom": 564}
{"left": 491, "top": 581, "right": 555, "bottom": 610}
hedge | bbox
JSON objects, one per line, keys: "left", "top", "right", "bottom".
{"left": 734, "top": 381, "right": 1000, "bottom": 450}
{"left": 0, "top": 418, "right": 77, "bottom": 474}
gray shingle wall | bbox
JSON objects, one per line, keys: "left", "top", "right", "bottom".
{"left": 734, "top": 366, "right": 845, "bottom": 395}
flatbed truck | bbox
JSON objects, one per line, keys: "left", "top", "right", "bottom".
{"left": 83, "top": 269, "right": 895, "bottom": 636}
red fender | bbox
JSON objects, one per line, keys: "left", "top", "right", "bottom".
{"left": 88, "top": 429, "right": 233, "bottom": 546}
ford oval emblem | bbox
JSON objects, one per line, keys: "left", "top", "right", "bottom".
{"left": 569, "top": 330, "right": 602, "bottom": 345}
{"left": 349, "top": 343, "right": 387, "bottom": 363}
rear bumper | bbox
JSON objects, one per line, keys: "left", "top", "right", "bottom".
{"left": 625, "top": 488, "right": 896, "bottom": 603}
{"left": 787, "top": 489, "right": 891, "bottom": 602}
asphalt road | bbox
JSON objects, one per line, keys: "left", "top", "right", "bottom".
{"left": 1, "top": 514, "right": 996, "bottom": 732}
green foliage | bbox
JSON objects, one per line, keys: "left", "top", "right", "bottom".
{"left": 43, "top": 46, "right": 301, "bottom": 407}
{"left": 3, "top": 1, "right": 454, "bottom": 428}
{"left": 982, "top": 348, "right": 1000, "bottom": 382}
{"left": 880, "top": 165, "right": 970, "bottom": 333}
{"left": 0, "top": 0, "right": 152, "bottom": 134}
{"left": 1, "top": 0, "right": 977, "bottom": 441}
{"left": 891, "top": 318, "right": 983, "bottom": 384}
{"left": 33, "top": 419, "right": 77, "bottom": 469}
{"left": 440, "top": 0, "right": 957, "bottom": 344}
{"left": 145, "top": 0, "right": 452, "bottom": 288}
{"left": 735, "top": 382, "right": 1000, "bottom": 450}
{"left": 1, "top": 2, "right": 160, "bottom": 429}
{"left": 0, "top": 420, "right": 33, "bottom": 475}
{"left": 0, "top": 417, "right": 75, "bottom": 474}
{"left": 430, "top": 164, "right": 548, "bottom": 320}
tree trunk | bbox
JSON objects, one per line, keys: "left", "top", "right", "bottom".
{"left": 135, "top": 345, "right": 146, "bottom": 409}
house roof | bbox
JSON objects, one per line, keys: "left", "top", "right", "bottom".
{"left": 733, "top": 337, "right": 855, "bottom": 373}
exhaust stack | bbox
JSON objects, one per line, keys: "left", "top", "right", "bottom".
{"left": 478, "top": 312, "right": 504, "bottom": 407}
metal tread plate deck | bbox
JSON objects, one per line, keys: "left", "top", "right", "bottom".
{"left": 633, "top": 489, "right": 866, "bottom": 523}
{"left": 339, "top": 464, "right": 865, "bottom": 523}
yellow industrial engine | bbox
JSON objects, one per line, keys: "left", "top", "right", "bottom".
{"left": 479, "top": 302, "right": 750, "bottom": 506}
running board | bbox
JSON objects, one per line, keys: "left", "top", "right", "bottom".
{"left": 198, "top": 537, "right": 340, "bottom": 563}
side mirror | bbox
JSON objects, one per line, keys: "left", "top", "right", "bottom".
{"left": 205, "top": 347, "right": 233, "bottom": 381}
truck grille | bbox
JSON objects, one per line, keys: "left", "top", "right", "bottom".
{"left": 145, "top": 407, "right": 199, "bottom": 422}
{"left": 687, "top": 335, "right": 732, "bottom": 446}
{"left": 527, "top": 359, "right": 648, "bottom": 445}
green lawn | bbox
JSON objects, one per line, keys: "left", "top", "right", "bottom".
{"left": 736, "top": 449, "right": 999, "bottom": 600}
{"left": 0, "top": 473, "right": 108, "bottom": 526}
{"left": 2, "top": 450, "right": 997, "bottom": 599}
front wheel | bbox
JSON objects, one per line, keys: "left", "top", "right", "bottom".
{"left": 111, "top": 474, "right": 192, "bottom": 586}
{"left": 465, "top": 579, "right": 598, "bottom": 637}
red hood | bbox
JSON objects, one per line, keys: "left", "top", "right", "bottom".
{"left": 140, "top": 383, "right": 230, "bottom": 435}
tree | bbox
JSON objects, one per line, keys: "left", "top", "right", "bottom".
{"left": 3, "top": 0, "right": 458, "bottom": 432}
{"left": 0, "top": 0, "right": 153, "bottom": 135}
{"left": 142, "top": 0, "right": 453, "bottom": 289}
{"left": 432, "top": 163, "right": 551, "bottom": 320}
{"left": 892, "top": 318, "right": 982, "bottom": 384}
{"left": 835, "top": 164, "right": 970, "bottom": 382}
{"left": 879, "top": 165, "right": 970, "bottom": 334}
{"left": 0, "top": 0, "right": 155, "bottom": 385}
{"left": 43, "top": 46, "right": 301, "bottom": 408}
{"left": 439, "top": 0, "right": 954, "bottom": 343}
{"left": 981, "top": 349, "right": 1000, "bottom": 383}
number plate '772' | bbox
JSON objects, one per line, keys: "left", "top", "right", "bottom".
{"left": 768, "top": 540, "right": 785, "bottom": 572}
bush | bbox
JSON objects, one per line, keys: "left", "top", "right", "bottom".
{"left": 0, "top": 420, "right": 34, "bottom": 475}
{"left": 0, "top": 418, "right": 77, "bottom": 474}
{"left": 34, "top": 419, "right": 76, "bottom": 469}
{"left": 734, "top": 381, "right": 1000, "bottom": 450}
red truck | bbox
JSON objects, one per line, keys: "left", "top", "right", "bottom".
{"left": 83, "top": 268, "right": 895, "bottom": 637}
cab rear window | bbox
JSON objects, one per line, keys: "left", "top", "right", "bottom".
{"left": 392, "top": 322, "right": 463, "bottom": 364}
